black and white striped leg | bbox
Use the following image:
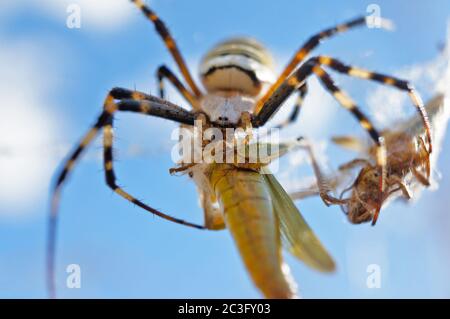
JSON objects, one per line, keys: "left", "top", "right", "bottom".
{"left": 130, "top": 0, "right": 202, "bottom": 97}
{"left": 254, "top": 15, "right": 391, "bottom": 113}
{"left": 101, "top": 99, "right": 203, "bottom": 230}
{"left": 156, "top": 64, "right": 200, "bottom": 110}
{"left": 273, "top": 83, "right": 308, "bottom": 130}
{"left": 48, "top": 88, "right": 203, "bottom": 298}
{"left": 316, "top": 56, "right": 432, "bottom": 153}
{"left": 252, "top": 58, "right": 387, "bottom": 225}
{"left": 310, "top": 64, "right": 387, "bottom": 226}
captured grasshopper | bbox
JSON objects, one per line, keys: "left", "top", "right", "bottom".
{"left": 292, "top": 94, "right": 448, "bottom": 225}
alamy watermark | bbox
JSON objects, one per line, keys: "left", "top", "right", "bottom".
{"left": 66, "top": 4, "right": 81, "bottom": 29}
{"left": 170, "top": 121, "right": 283, "bottom": 172}
{"left": 66, "top": 264, "right": 81, "bottom": 289}
{"left": 366, "top": 264, "right": 381, "bottom": 288}
{"left": 366, "top": 4, "right": 382, "bottom": 29}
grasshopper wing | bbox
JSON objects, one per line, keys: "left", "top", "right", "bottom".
{"left": 262, "top": 171, "right": 335, "bottom": 273}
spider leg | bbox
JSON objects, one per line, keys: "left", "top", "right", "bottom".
{"left": 310, "top": 65, "right": 387, "bottom": 225}
{"left": 252, "top": 59, "right": 314, "bottom": 126}
{"left": 315, "top": 56, "right": 432, "bottom": 153}
{"left": 101, "top": 102, "right": 202, "bottom": 229}
{"left": 156, "top": 64, "right": 201, "bottom": 110}
{"left": 254, "top": 15, "right": 391, "bottom": 113}
{"left": 131, "top": 0, "right": 202, "bottom": 96}
{"left": 272, "top": 83, "right": 308, "bottom": 130}
{"left": 252, "top": 58, "right": 387, "bottom": 225}
{"left": 48, "top": 88, "right": 204, "bottom": 298}
{"left": 114, "top": 88, "right": 196, "bottom": 125}
{"left": 252, "top": 60, "right": 384, "bottom": 158}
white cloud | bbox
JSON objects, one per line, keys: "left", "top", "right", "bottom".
{"left": 0, "top": 39, "right": 61, "bottom": 214}
{"left": 0, "top": 0, "right": 143, "bottom": 216}
{"left": 367, "top": 21, "right": 450, "bottom": 127}
{"left": 0, "top": 0, "right": 136, "bottom": 31}
{"left": 0, "top": 34, "right": 177, "bottom": 216}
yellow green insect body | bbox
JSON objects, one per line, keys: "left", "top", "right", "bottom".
{"left": 210, "top": 164, "right": 296, "bottom": 298}
{"left": 189, "top": 146, "right": 335, "bottom": 298}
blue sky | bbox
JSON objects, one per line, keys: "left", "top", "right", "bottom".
{"left": 1, "top": 0, "right": 450, "bottom": 298}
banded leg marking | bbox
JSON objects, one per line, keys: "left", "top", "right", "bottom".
{"left": 273, "top": 83, "right": 308, "bottom": 130}
{"left": 316, "top": 55, "right": 432, "bottom": 153}
{"left": 252, "top": 58, "right": 387, "bottom": 225}
{"left": 311, "top": 65, "right": 387, "bottom": 225}
{"left": 131, "top": 0, "right": 202, "bottom": 97}
{"left": 48, "top": 88, "right": 203, "bottom": 298}
{"left": 156, "top": 65, "right": 200, "bottom": 110}
{"left": 254, "top": 15, "right": 391, "bottom": 113}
